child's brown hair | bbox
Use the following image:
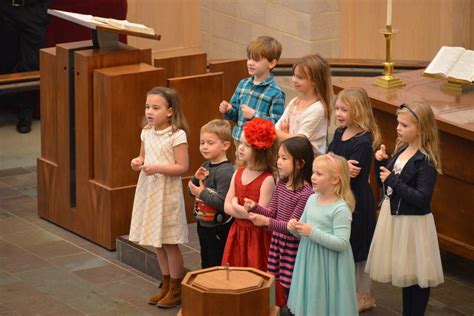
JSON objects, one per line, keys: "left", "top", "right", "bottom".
{"left": 144, "top": 87, "right": 189, "bottom": 133}
{"left": 246, "top": 35, "right": 282, "bottom": 66}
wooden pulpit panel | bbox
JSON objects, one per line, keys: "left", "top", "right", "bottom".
{"left": 92, "top": 63, "right": 166, "bottom": 248}
{"left": 168, "top": 72, "right": 224, "bottom": 223}
{"left": 37, "top": 48, "right": 58, "bottom": 220}
{"left": 333, "top": 70, "right": 474, "bottom": 260}
{"left": 38, "top": 40, "right": 156, "bottom": 249}
{"left": 209, "top": 59, "right": 248, "bottom": 101}
{"left": 154, "top": 52, "right": 207, "bottom": 79}
{"left": 73, "top": 45, "right": 152, "bottom": 243}
{"left": 38, "top": 41, "right": 94, "bottom": 230}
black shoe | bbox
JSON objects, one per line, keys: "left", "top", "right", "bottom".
{"left": 16, "top": 119, "right": 32, "bottom": 133}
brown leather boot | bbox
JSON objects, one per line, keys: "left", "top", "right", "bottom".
{"left": 157, "top": 277, "right": 182, "bottom": 308}
{"left": 148, "top": 275, "right": 170, "bottom": 305}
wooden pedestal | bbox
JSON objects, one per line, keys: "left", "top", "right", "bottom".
{"left": 38, "top": 42, "right": 163, "bottom": 249}
{"left": 181, "top": 267, "right": 277, "bottom": 316}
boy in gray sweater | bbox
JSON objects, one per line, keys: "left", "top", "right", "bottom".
{"left": 188, "top": 119, "right": 235, "bottom": 268}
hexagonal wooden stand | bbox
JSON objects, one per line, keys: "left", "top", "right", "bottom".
{"left": 180, "top": 266, "right": 279, "bottom": 316}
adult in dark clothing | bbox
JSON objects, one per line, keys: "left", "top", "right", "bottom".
{"left": 0, "top": 0, "right": 52, "bottom": 133}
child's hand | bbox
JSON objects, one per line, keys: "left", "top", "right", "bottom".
{"left": 241, "top": 104, "right": 255, "bottom": 120}
{"left": 295, "top": 221, "right": 313, "bottom": 237}
{"left": 248, "top": 213, "right": 269, "bottom": 227}
{"left": 287, "top": 218, "right": 298, "bottom": 232}
{"left": 243, "top": 198, "right": 256, "bottom": 211}
{"left": 130, "top": 157, "right": 144, "bottom": 171}
{"left": 195, "top": 167, "right": 209, "bottom": 180}
{"left": 375, "top": 144, "right": 389, "bottom": 161}
{"left": 141, "top": 164, "right": 160, "bottom": 176}
{"left": 279, "top": 119, "right": 289, "bottom": 133}
{"left": 188, "top": 179, "right": 205, "bottom": 197}
{"left": 219, "top": 100, "right": 232, "bottom": 114}
{"left": 379, "top": 166, "right": 391, "bottom": 183}
{"left": 347, "top": 160, "right": 361, "bottom": 178}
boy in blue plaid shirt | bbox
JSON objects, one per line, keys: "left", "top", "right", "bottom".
{"left": 219, "top": 36, "right": 285, "bottom": 143}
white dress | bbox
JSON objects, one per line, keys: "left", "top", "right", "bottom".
{"left": 275, "top": 97, "right": 327, "bottom": 154}
{"left": 128, "top": 126, "right": 189, "bottom": 248}
{"left": 365, "top": 158, "right": 444, "bottom": 288}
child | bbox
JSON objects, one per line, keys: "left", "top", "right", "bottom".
{"left": 219, "top": 35, "right": 285, "bottom": 146}
{"left": 244, "top": 137, "right": 314, "bottom": 305}
{"left": 288, "top": 154, "right": 357, "bottom": 316}
{"left": 276, "top": 54, "right": 333, "bottom": 155}
{"left": 366, "top": 101, "right": 444, "bottom": 315}
{"left": 129, "top": 87, "right": 189, "bottom": 309}
{"left": 188, "top": 119, "right": 235, "bottom": 268}
{"left": 328, "top": 87, "right": 381, "bottom": 311}
{"left": 221, "top": 117, "right": 277, "bottom": 271}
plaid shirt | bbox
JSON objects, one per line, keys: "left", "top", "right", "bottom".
{"left": 224, "top": 74, "right": 285, "bottom": 141}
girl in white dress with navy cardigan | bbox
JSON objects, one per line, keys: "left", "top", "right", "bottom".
{"left": 366, "top": 101, "right": 444, "bottom": 316}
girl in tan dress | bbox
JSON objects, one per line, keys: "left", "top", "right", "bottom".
{"left": 129, "top": 87, "right": 189, "bottom": 309}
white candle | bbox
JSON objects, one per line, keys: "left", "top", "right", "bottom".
{"left": 386, "top": 0, "right": 393, "bottom": 26}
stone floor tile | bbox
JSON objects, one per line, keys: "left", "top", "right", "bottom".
{"left": 0, "top": 217, "right": 36, "bottom": 236}
{"left": 22, "top": 240, "right": 85, "bottom": 259}
{"left": 0, "top": 172, "right": 37, "bottom": 189}
{"left": 0, "top": 194, "right": 37, "bottom": 213}
{"left": 1, "top": 227, "right": 61, "bottom": 248}
{"left": 0, "top": 252, "right": 50, "bottom": 274}
{"left": 0, "top": 167, "right": 31, "bottom": 178}
{"left": 47, "top": 252, "right": 110, "bottom": 272}
{"left": 0, "top": 281, "right": 46, "bottom": 303}
{"left": 73, "top": 263, "right": 137, "bottom": 285}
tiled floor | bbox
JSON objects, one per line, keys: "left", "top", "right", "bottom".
{"left": 0, "top": 166, "right": 473, "bottom": 315}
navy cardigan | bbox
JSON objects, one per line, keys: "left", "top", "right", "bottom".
{"left": 374, "top": 147, "right": 438, "bottom": 216}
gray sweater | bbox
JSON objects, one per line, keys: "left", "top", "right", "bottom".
{"left": 190, "top": 160, "right": 234, "bottom": 227}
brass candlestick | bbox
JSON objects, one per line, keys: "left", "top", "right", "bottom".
{"left": 373, "top": 25, "right": 405, "bottom": 89}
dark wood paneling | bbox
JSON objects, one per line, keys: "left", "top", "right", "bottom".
{"left": 154, "top": 52, "right": 207, "bottom": 79}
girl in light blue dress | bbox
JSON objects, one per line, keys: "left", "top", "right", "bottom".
{"left": 287, "top": 154, "right": 357, "bottom": 316}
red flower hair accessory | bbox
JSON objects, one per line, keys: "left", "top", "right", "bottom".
{"left": 243, "top": 118, "right": 276, "bottom": 150}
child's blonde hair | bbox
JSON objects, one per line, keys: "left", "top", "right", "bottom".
{"left": 336, "top": 88, "right": 382, "bottom": 149}
{"left": 292, "top": 54, "right": 333, "bottom": 121}
{"left": 314, "top": 153, "right": 355, "bottom": 210}
{"left": 246, "top": 36, "right": 282, "bottom": 66}
{"left": 200, "top": 119, "right": 232, "bottom": 143}
{"left": 144, "top": 87, "right": 189, "bottom": 133}
{"left": 396, "top": 101, "right": 442, "bottom": 173}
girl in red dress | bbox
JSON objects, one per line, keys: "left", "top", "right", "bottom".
{"left": 221, "top": 118, "right": 277, "bottom": 271}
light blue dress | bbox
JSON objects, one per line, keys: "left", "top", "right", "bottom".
{"left": 288, "top": 193, "right": 357, "bottom": 316}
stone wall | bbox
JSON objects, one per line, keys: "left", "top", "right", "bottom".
{"left": 200, "top": 0, "right": 341, "bottom": 59}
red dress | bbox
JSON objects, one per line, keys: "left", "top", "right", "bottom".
{"left": 221, "top": 167, "right": 273, "bottom": 271}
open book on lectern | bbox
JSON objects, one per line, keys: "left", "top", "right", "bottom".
{"left": 47, "top": 9, "right": 158, "bottom": 39}
{"left": 423, "top": 46, "right": 474, "bottom": 84}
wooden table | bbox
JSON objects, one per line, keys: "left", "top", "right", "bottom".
{"left": 333, "top": 70, "right": 474, "bottom": 260}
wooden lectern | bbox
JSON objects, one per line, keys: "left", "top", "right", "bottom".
{"left": 333, "top": 70, "right": 474, "bottom": 260}
{"left": 37, "top": 10, "right": 164, "bottom": 249}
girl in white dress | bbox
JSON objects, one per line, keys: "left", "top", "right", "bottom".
{"left": 275, "top": 54, "right": 333, "bottom": 155}
{"left": 366, "top": 101, "right": 444, "bottom": 315}
{"left": 129, "top": 87, "right": 189, "bottom": 309}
